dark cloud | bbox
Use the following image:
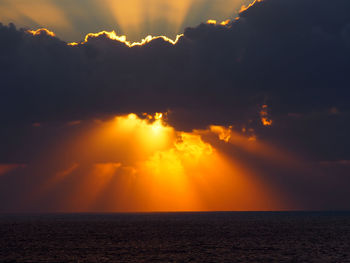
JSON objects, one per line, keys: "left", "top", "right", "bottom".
{"left": 1, "top": 0, "right": 350, "bottom": 123}
{"left": 1, "top": 0, "right": 350, "bottom": 210}
{"left": 1, "top": 0, "right": 350, "bottom": 149}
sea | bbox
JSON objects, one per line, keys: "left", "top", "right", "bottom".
{"left": 0, "top": 212, "right": 349, "bottom": 262}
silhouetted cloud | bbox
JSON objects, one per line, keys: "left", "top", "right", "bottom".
{"left": 1, "top": 0, "right": 350, "bottom": 211}
{"left": 1, "top": 0, "right": 349, "bottom": 121}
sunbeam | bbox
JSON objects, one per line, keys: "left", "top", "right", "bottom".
{"left": 22, "top": 113, "right": 290, "bottom": 212}
{"left": 0, "top": 0, "right": 253, "bottom": 41}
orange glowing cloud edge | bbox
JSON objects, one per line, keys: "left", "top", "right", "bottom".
{"left": 206, "top": 19, "right": 232, "bottom": 26}
{"left": 26, "top": 27, "right": 185, "bottom": 47}
{"left": 70, "top": 111, "right": 288, "bottom": 167}
{"left": 239, "top": 0, "right": 264, "bottom": 13}
{"left": 27, "top": 28, "right": 56, "bottom": 37}
{"left": 26, "top": 18, "right": 237, "bottom": 48}
{"left": 26, "top": 27, "right": 184, "bottom": 47}
{"left": 27, "top": 19, "right": 233, "bottom": 48}
{"left": 260, "top": 104, "right": 273, "bottom": 126}
{"left": 67, "top": 31, "right": 185, "bottom": 47}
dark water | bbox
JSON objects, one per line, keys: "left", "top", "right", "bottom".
{"left": 1, "top": 212, "right": 350, "bottom": 262}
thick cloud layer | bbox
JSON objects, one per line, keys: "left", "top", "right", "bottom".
{"left": 1, "top": 0, "right": 350, "bottom": 153}
{"left": 0, "top": 0, "right": 350, "bottom": 211}
{"left": 1, "top": 0, "right": 349, "bottom": 121}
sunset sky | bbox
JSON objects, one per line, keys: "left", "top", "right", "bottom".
{"left": 0, "top": 0, "right": 252, "bottom": 41}
{"left": 0, "top": 0, "right": 350, "bottom": 212}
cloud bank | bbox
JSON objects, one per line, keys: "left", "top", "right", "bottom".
{"left": 1, "top": 0, "right": 350, "bottom": 211}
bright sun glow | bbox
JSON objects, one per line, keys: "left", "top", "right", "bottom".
{"left": 28, "top": 112, "right": 291, "bottom": 212}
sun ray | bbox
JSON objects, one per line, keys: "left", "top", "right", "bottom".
{"left": 0, "top": 0, "right": 71, "bottom": 30}
{"left": 28, "top": 113, "right": 291, "bottom": 212}
{"left": 100, "top": 0, "right": 195, "bottom": 40}
{"left": 1, "top": 0, "right": 254, "bottom": 42}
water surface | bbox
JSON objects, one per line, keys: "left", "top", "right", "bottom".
{"left": 1, "top": 212, "right": 349, "bottom": 262}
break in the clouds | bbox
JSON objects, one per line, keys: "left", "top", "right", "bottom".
{"left": 0, "top": 0, "right": 350, "bottom": 211}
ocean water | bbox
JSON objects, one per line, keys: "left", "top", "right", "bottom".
{"left": 0, "top": 212, "right": 349, "bottom": 262}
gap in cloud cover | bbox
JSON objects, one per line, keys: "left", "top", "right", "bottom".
{"left": 0, "top": 0, "right": 253, "bottom": 42}
{"left": 0, "top": 113, "right": 294, "bottom": 212}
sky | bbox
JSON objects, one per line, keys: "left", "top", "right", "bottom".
{"left": 0, "top": 0, "right": 350, "bottom": 212}
{"left": 0, "top": 0, "right": 252, "bottom": 42}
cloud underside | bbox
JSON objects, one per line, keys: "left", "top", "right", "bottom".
{"left": 0, "top": 0, "right": 349, "bottom": 121}
{"left": 1, "top": 0, "right": 349, "bottom": 154}
{"left": 0, "top": 0, "right": 350, "bottom": 210}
